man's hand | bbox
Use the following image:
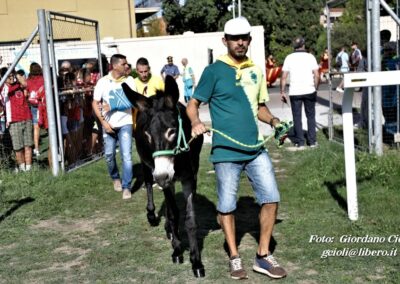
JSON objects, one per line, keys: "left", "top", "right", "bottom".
{"left": 273, "top": 121, "right": 293, "bottom": 147}
{"left": 191, "top": 120, "right": 209, "bottom": 138}
{"left": 102, "top": 120, "right": 114, "bottom": 134}
{"left": 102, "top": 102, "right": 110, "bottom": 113}
{"left": 280, "top": 93, "right": 288, "bottom": 104}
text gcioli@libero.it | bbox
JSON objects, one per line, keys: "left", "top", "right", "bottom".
{"left": 309, "top": 234, "right": 399, "bottom": 259}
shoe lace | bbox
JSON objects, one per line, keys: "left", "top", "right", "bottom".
{"left": 266, "top": 255, "right": 279, "bottom": 267}
{"left": 230, "top": 257, "right": 243, "bottom": 271}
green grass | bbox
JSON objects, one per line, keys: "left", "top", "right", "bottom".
{"left": 0, "top": 133, "right": 399, "bottom": 283}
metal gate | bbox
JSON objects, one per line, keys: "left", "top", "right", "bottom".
{"left": 0, "top": 10, "right": 103, "bottom": 175}
{"left": 48, "top": 11, "right": 104, "bottom": 172}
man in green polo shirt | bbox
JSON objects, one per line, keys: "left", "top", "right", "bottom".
{"left": 187, "top": 17, "right": 287, "bottom": 280}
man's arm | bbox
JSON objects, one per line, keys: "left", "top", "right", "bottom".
{"left": 16, "top": 74, "right": 27, "bottom": 88}
{"left": 92, "top": 99, "right": 114, "bottom": 134}
{"left": 173, "top": 66, "right": 180, "bottom": 80}
{"left": 160, "top": 66, "right": 166, "bottom": 80}
{"left": 280, "top": 70, "right": 289, "bottom": 102}
{"left": 186, "top": 98, "right": 208, "bottom": 137}
{"left": 258, "top": 104, "right": 280, "bottom": 128}
{"left": 191, "top": 72, "right": 196, "bottom": 88}
{"left": 313, "top": 69, "right": 320, "bottom": 90}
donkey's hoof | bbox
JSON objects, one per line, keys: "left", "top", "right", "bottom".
{"left": 172, "top": 255, "right": 184, "bottom": 264}
{"left": 193, "top": 267, "right": 205, "bottom": 278}
{"left": 166, "top": 232, "right": 173, "bottom": 240}
{"left": 147, "top": 213, "right": 159, "bottom": 226}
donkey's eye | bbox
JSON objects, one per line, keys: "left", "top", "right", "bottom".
{"left": 165, "top": 128, "right": 177, "bottom": 142}
{"left": 145, "top": 131, "right": 152, "bottom": 143}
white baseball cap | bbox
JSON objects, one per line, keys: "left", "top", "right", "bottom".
{"left": 224, "top": 17, "right": 251, "bottom": 36}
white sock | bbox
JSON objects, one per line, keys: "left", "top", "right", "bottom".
{"left": 25, "top": 164, "right": 32, "bottom": 171}
{"left": 19, "top": 163, "right": 26, "bottom": 171}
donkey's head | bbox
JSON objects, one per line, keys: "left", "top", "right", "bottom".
{"left": 122, "top": 76, "right": 180, "bottom": 187}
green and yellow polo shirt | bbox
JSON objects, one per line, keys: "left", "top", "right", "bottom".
{"left": 193, "top": 55, "right": 269, "bottom": 163}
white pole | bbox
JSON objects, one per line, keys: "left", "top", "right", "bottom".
{"left": 341, "top": 88, "right": 358, "bottom": 221}
{"left": 372, "top": 0, "right": 383, "bottom": 155}
{"left": 38, "top": 9, "right": 60, "bottom": 176}
{"left": 238, "top": 0, "right": 241, "bottom": 17}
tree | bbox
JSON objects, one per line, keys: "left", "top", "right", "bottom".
{"left": 162, "top": 0, "right": 325, "bottom": 63}
{"left": 162, "top": 0, "right": 184, "bottom": 35}
{"left": 263, "top": 0, "right": 324, "bottom": 64}
{"left": 162, "top": 0, "right": 230, "bottom": 34}
{"left": 137, "top": 16, "right": 168, "bottom": 37}
{"left": 331, "top": 0, "right": 366, "bottom": 56}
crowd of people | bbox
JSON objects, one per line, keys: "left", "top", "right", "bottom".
{"left": 0, "top": 52, "right": 198, "bottom": 172}
{"left": 0, "top": 58, "right": 108, "bottom": 171}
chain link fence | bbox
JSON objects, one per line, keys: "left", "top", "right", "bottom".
{"left": 324, "top": 4, "right": 400, "bottom": 152}
{"left": 0, "top": 11, "right": 103, "bottom": 172}
{"left": 49, "top": 12, "right": 103, "bottom": 172}
{"left": 0, "top": 35, "right": 41, "bottom": 171}
{"left": 327, "top": 65, "right": 400, "bottom": 151}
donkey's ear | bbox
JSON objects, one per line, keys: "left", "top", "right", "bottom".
{"left": 122, "top": 83, "right": 150, "bottom": 111}
{"left": 164, "top": 75, "right": 179, "bottom": 108}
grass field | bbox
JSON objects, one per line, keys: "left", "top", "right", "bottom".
{"left": 1, "top": 134, "right": 399, "bottom": 283}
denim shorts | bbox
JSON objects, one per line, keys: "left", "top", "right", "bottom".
{"left": 214, "top": 150, "right": 280, "bottom": 213}
{"left": 31, "top": 106, "right": 38, "bottom": 124}
{"left": 0, "top": 120, "right": 5, "bottom": 135}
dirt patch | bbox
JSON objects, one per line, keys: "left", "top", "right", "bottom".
{"left": 0, "top": 242, "right": 17, "bottom": 253}
{"left": 305, "top": 269, "right": 318, "bottom": 276}
{"left": 277, "top": 211, "right": 289, "bottom": 220}
{"left": 31, "top": 213, "right": 113, "bottom": 235}
{"left": 53, "top": 245, "right": 90, "bottom": 256}
{"left": 27, "top": 245, "right": 92, "bottom": 277}
{"left": 353, "top": 277, "right": 365, "bottom": 283}
{"left": 274, "top": 167, "right": 286, "bottom": 173}
{"left": 367, "top": 275, "right": 386, "bottom": 281}
{"left": 270, "top": 153, "right": 282, "bottom": 160}
{"left": 297, "top": 280, "right": 319, "bottom": 284}
{"left": 285, "top": 261, "right": 300, "bottom": 273}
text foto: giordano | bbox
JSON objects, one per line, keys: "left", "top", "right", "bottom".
{"left": 340, "top": 235, "right": 400, "bottom": 243}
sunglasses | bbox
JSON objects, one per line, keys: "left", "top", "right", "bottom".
{"left": 225, "top": 34, "right": 251, "bottom": 41}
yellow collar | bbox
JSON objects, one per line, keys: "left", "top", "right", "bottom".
{"left": 218, "top": 54, "right": 254, "bottom": 69}
{"left": 217, "top": 54, "right": 254, "bottom": 80}
{"left": 107, "top": 73, "right": 127, "bottom": 83}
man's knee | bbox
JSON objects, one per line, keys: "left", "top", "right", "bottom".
{"left": 104, "top": 151, "right": 115, "bottom": 163}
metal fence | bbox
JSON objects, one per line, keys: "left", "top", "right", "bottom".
{"left": 325, "top": 76, "right": 372, "bottom": 150}
{"left": 48, "top": 12, "right": 104, "bottom": 172}
{"left": 0, "top": 10, "right": 103, "bottom": 173}
{"left": 0, "top": 34, "right": 40, "bottom": 171}
{"left": 325, "top": 0, "right": 400, "bottom": 152}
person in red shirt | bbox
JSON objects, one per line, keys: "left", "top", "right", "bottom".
{"left": 1, "top": 69, "right": 33, "bottom": 172}
{"left": 25, "top": 62, "right": 45, "bottom": 157}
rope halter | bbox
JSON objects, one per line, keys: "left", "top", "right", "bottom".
{"left": 152, "top": 107, "right": 190, "bottom": 158}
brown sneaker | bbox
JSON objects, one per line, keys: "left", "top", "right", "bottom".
{"left": 229, "top": 256, "right": 248, "bottom": 280}
{"left": 113, "top": 179, "right": 122, "bottom": 192}
{"left": 253, "top": 254, "right": 287, "bottom": 279}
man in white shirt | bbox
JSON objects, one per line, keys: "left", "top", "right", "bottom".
{"left": 280, "top": 37, "right": 319, "bottom": 150}
{"left": 92, "top": 54, "right": 136, "bottom": 199}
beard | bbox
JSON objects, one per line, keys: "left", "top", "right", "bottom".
{"left": 228, "top": 43, "right": 248, "bottom": 61}
{"left": 230, "top": 48, "right": 247, "bottom": 61}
